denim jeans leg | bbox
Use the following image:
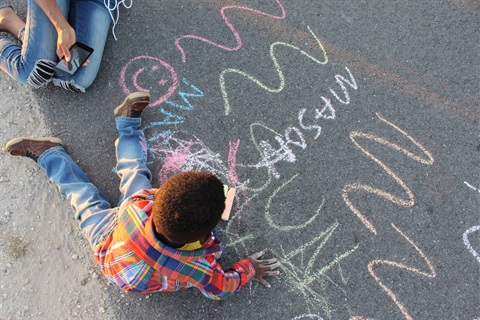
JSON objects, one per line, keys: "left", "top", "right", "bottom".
{"left": 37, "top": 146, "right": 117, "bottom": 249}
{"left": 116, "top": 117, "right": 153, "bottom": 205}
{"left": 0, "top": 0, "right": 69, "bottom": 87}
{"left": 53, "top": 0, "right": 111, "bottom": 92}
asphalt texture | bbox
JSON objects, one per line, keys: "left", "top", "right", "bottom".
{"left": 3, "top": 0, "right": 480, "bottom": 319}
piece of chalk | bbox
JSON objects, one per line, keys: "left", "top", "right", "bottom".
{"left": 221, "top": 187, "right": 236, "bottom": 221}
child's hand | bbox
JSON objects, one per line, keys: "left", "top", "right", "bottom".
{"left": 247, "top": 251, "right": 280, "bottom": 288}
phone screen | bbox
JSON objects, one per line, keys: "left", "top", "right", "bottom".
{"left": 54, "top": 43, "right": 94, "bottom": 77}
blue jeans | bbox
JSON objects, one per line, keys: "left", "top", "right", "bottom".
{"left": 0, "top": 0, "right": 112, "bottom": 92}
{"left": 37, "top": 116, "right": 152, "bottom": 248}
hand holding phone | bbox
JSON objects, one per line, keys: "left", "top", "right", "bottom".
{"left": 54, "top": 42, "right": 94, "bottom": 77}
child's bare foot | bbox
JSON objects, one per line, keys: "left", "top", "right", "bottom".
{"left": 0, "top": 7, "right": 25, "bottom": 37}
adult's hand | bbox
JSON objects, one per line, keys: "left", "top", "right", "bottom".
{"left": 34, "top": 0, "right": 75, "bottom": 61}
{"left": 56, "top": 24, "right": 76, "bottom": 62}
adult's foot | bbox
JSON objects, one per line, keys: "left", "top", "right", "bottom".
{"left": 0, "top": 6, "right": 26, "bottom": 38}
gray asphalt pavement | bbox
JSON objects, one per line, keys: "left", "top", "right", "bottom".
{"left": 2, "top": 0, "right": 480, "bottom": 319}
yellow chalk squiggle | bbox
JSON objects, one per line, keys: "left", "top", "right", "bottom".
{"left": 220, "top": 26, "right": 328, "bottom": 115}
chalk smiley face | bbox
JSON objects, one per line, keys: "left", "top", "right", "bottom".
{"left": 120, "top": 55, "right": 179, "bottom": 107}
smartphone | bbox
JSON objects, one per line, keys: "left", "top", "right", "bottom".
{"left": 54, "top": 42, "right": 94, "bottom": 77}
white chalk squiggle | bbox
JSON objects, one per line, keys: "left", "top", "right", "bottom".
{"left": 462, "top": 181, "right": 480, "bottom": 264}
{"left": 463, "top": 226, "right": 480, "bottom": 264}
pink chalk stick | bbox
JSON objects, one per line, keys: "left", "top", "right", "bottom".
{"left": 222, "top": 187, "right": 236, "bottom": 221}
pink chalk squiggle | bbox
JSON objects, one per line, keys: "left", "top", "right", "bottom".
{"left": 175, "top": 0, "right": 286, "bottom": 63}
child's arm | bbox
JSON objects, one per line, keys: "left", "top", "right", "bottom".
{"left": 195, "top": 251, "right": 280, "bottom": 300}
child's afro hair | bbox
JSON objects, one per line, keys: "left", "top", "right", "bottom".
{"left": 152, "top": 171, "right": 225, "bottom": 245}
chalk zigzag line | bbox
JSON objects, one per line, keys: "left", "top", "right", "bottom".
{"left": 368, "top": 223, "right": 436, "bottom": 320}
{"left": 175, "top": 0, "right": 286, "bottom": 63}
{"left": 220, "top": 25, "right": 328, "bottom": 115}
{"left": 342, "top": 112, "right": 435, "bottom": 235}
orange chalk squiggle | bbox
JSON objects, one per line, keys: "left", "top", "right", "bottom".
{"left": 368, "top": 223, "right": 436, "bottom": 320}
{"left": 342, "top": 113, "right": 434, "bottom": 235}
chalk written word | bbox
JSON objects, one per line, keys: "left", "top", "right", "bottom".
{"left": 368, "top": 224, "right": 436, "bottom": 320}
{"left": 245, "top": 66, "right": 357, "bottom": 180}
{"left": 249, "top": 123, "right": 305, "bottom": 180}
{"left": 142, "top": 78, "right": 204, "bottom": 130}
{"left": 175, "top": 0, "right": 286, "bottom": 63}
{"left": 342, "top": 112, "right": 435, "bottom": 235}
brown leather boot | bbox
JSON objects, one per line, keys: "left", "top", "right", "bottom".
{"left": 113, "top": 92, "right": 150, "bottom": 118}
{"left": 5, "top": 137, "right": 63, "bottom": 162}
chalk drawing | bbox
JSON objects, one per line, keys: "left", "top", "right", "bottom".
{"left": 463, "top": 226, "right": 480, "bottom": 264}
{"left": 249, "top": 124, "right": 306, "bottom": 179}
{"left": 298, "top": 96, "right": 336, "bottom": 140}
{"left": 220, "top": 25, "right": 328, "bottom": 116}
{"left": 329, "top": 67, "right": 358, "bottom": 105}
{"left": 147, "top": 130, "right": 229, "bottom": 185}
{"left": 291, "top": 314, "right": 324, "bottom": 320}
{"left": 462, "top": 181, "right": 480, "bottom": 264}
{"left": 464, "top": 181, "right": 480, "bottom": 194}
{"left": 368, "top": 223, "right": 436, "bottom": 320}
{"left": 342, "top": 112, "right": 435, "bottom": 235}
{"left": 141, "top": 78, "right": 204, "bottom": 131}
{"left": 272, "top": 221, "right": 359, "bottom": 316}
{"left": 241, "top": 66, "right": 356, "bottom": 181}
{"left": 223, "top": 193, "right": 258, "bottom": 254}
{"left": 264, "top": 173, "right": 325, "bottom": 231}
{"left": 175, "top": 0, "right": 286, "bottom": 63}
{"left": 120, "top": 55, "right": 179, "bottom": 107}
{"left": 226, "top": 139, "right": 249, "bottom": 223}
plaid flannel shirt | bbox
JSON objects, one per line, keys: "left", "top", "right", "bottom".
{"left": 93, "top": 189, "right": 255, "bottom": 300}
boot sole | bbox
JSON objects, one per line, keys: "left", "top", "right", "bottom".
{"left": 114, "top": 92, "right": 151, "bottom": 116}
{"left": 5, "top": 137, "right": 64, "bottom": 151}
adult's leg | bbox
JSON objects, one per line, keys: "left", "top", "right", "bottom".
{"left": 38, "top": 146, "right": 117, "bottom": 249}
{"left": 115, "top": 116, "right": 153, "bottom": 205}
{"left": 0, "top": 4, "right": 24, "bottom": 36}
{"left": 53, "top": 0, "right": 111, "bottom": 92}
{"left": 0, "top": 0, "right": 68, "bottom": 87}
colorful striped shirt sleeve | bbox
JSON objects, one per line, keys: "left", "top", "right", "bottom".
{"left": 196, "top": 258, "right": 255, "bottom": 300}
